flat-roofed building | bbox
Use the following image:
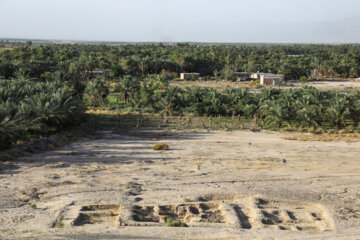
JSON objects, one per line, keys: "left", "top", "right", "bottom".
{"left": 260, "top": 74, "right": 284, "bottom": 86}
{"left": 180, "top": 73, "right": 200, "bottom": 80}
{"left": 87, "top": 69, "right": 111, "bottom": 78}
{"left": 251, "top": 72, "right": 277, "bottom": 80}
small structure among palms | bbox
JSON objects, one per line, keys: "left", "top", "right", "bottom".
{"left": 180, "top": 73, "right": 200, "bottom": 80}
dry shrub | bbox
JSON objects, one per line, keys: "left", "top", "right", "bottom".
{"left": 152, "top": 143, "right": 169, "bottom": 151}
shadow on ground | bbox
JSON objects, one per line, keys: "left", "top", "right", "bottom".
{"left": 38, "top": 235, "right": 164, "bottom": 240}
{"left": 9, "top": 130, "right": 213, "bottom": 168}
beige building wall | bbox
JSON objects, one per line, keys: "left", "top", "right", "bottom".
{"left": 260, "top": 75, "right": 282, "bottom": 86}
{"left": 180, "top": 73, "right": 200, "bottom": 80}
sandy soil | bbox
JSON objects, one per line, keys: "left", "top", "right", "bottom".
{"left": 293, "top": 80, "right": 360, "bottom": 90}
{"left": 1, "top": 129, "right": 360, "bottom": 239}
{"left": 170, "top": 80, "right": 360, "bottom": 91}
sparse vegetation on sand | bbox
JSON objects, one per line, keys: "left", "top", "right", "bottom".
{"left": 166, "top": 218, "right": 188, "bottom": 227}
{"left": 55, "top": 221, "right": 64, "bottom": 228}
{"left": 55, "top": 215, "right": 64, "bottom": 228}
{"left": 282, "top": 132, "right": 360, "bottom": 142}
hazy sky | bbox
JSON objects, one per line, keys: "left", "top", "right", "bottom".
{"left": 0, "top": 0, "right": 359, "bottom": 43}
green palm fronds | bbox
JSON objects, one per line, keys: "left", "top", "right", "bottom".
{"left": 0, "top": 78, "right": 84, "bottom": 150}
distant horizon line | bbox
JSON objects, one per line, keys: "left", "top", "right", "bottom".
{"left": 1, "top": 37, "right": 359, "bottom": 45}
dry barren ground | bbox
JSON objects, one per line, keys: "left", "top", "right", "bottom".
{"left": 293, "top": 80, "right": 360, "bottom": 91}
{"left": 170, "top": 79, "right": 360, "bottom": 91}
{"left": 1, "top": 130, "right": 360, "bottom": 239}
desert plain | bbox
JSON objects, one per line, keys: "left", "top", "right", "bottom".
{"left": 0, "top": 129, "right": 360, "bottom": 239}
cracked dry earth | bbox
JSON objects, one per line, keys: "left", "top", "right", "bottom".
{"left": 1, "top": 130, "right": 360, "bottom": 239}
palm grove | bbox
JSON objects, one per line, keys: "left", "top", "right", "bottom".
{"left": 0, "top": 43, "right": 360, "bottom": 149}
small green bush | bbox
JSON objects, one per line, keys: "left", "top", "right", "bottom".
{"left": 134, "top": 215, "right": 145, "bottom": 221}
{"left": 55, "top": 214, "right": 65, "bottom": 228}
{"left": 152, "top": 143, "right": 169, "bottom": 150}
{"left": 166, "top": 218, "right": 188, "bottom": 227}
{"left": 87, "top": 212, "right": 96, "bottom": 224}
{"left": 299, "top": 76, "right": 309, "bottom": 82}
{"left": 56, "top": 221, "right": 64, "bottom": 228}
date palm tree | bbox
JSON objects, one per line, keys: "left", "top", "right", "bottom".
{"left": 114, "top": 75, "right": 140, "bottom": 103}
{"left": 326, "top": 93, "right": 350, "bottom": 129}
{"left": 260, "top": 100, "right": 290, "bottom": 128}
{"left": 183, "top": 87, "right": 206, "bottom": 115}
{"left": 202, "top": 88, "right": 226, "bottom": 116}
{"left": 0, "top": 79, "right": 84, "bottom": 149}
{"left": 348, "top": 92, "right": 360, "bottom": 125}
{"left": 296, "top": 105, "right": 319, "bottom": 129}
{"left": 144, "top": 75, "right": 168, "bottom": 89}
{"left": 157, "top": 86, "right": 182, "bottom": 118}
{"left": 224, "top": 88, "right": 251, "bottom": 116}
{"left": 84, "top": 78, "right": 109, "bottom": 107}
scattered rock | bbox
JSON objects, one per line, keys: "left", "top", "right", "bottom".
{"left": 134, "top": 197, "right": 143, "bottom": 202}
{"left": 48, "top": 163, "right": 71, "bottom": 168}
{"left": 20, "top": 187, "right": 47, "bottom": 201}
{"left": 124, "top": 182, "right": 142, "bottom": 190}
{"left": 250, "top": 128, "right": 261, "bottom": 132}
{"left": 47, "top": 174, "right": 61, "bottom": 180}
{"left": 124, "top": 182, "right": 143, "bottom": 196}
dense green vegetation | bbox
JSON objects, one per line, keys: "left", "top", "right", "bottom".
{"left": 0, "top": 77, "right": 84, "bottom": 150}
{"left": 104, "top": 76, "right": 360, "bottom": 130}
{"left": 1, "top": 43, "right": 359, "bottom": 82}
{"left": 0, "top": 42, "right": 359, "bottom": 150}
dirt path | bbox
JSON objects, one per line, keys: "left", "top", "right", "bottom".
{"left": 0, "top": 130, "right": 360, "bottom": 239}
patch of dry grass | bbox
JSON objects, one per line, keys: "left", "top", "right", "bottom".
{"left": 170, "top": 80, "right": 250, "bottom": 91}
{"left": 0, "top": 48, "right": 14, "bottom": 52}
{"left": 86, "top": 108, "right": 135, "bottom": 115}
{"left": 282, "top": 132, "right": 360, "bottom": 142}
